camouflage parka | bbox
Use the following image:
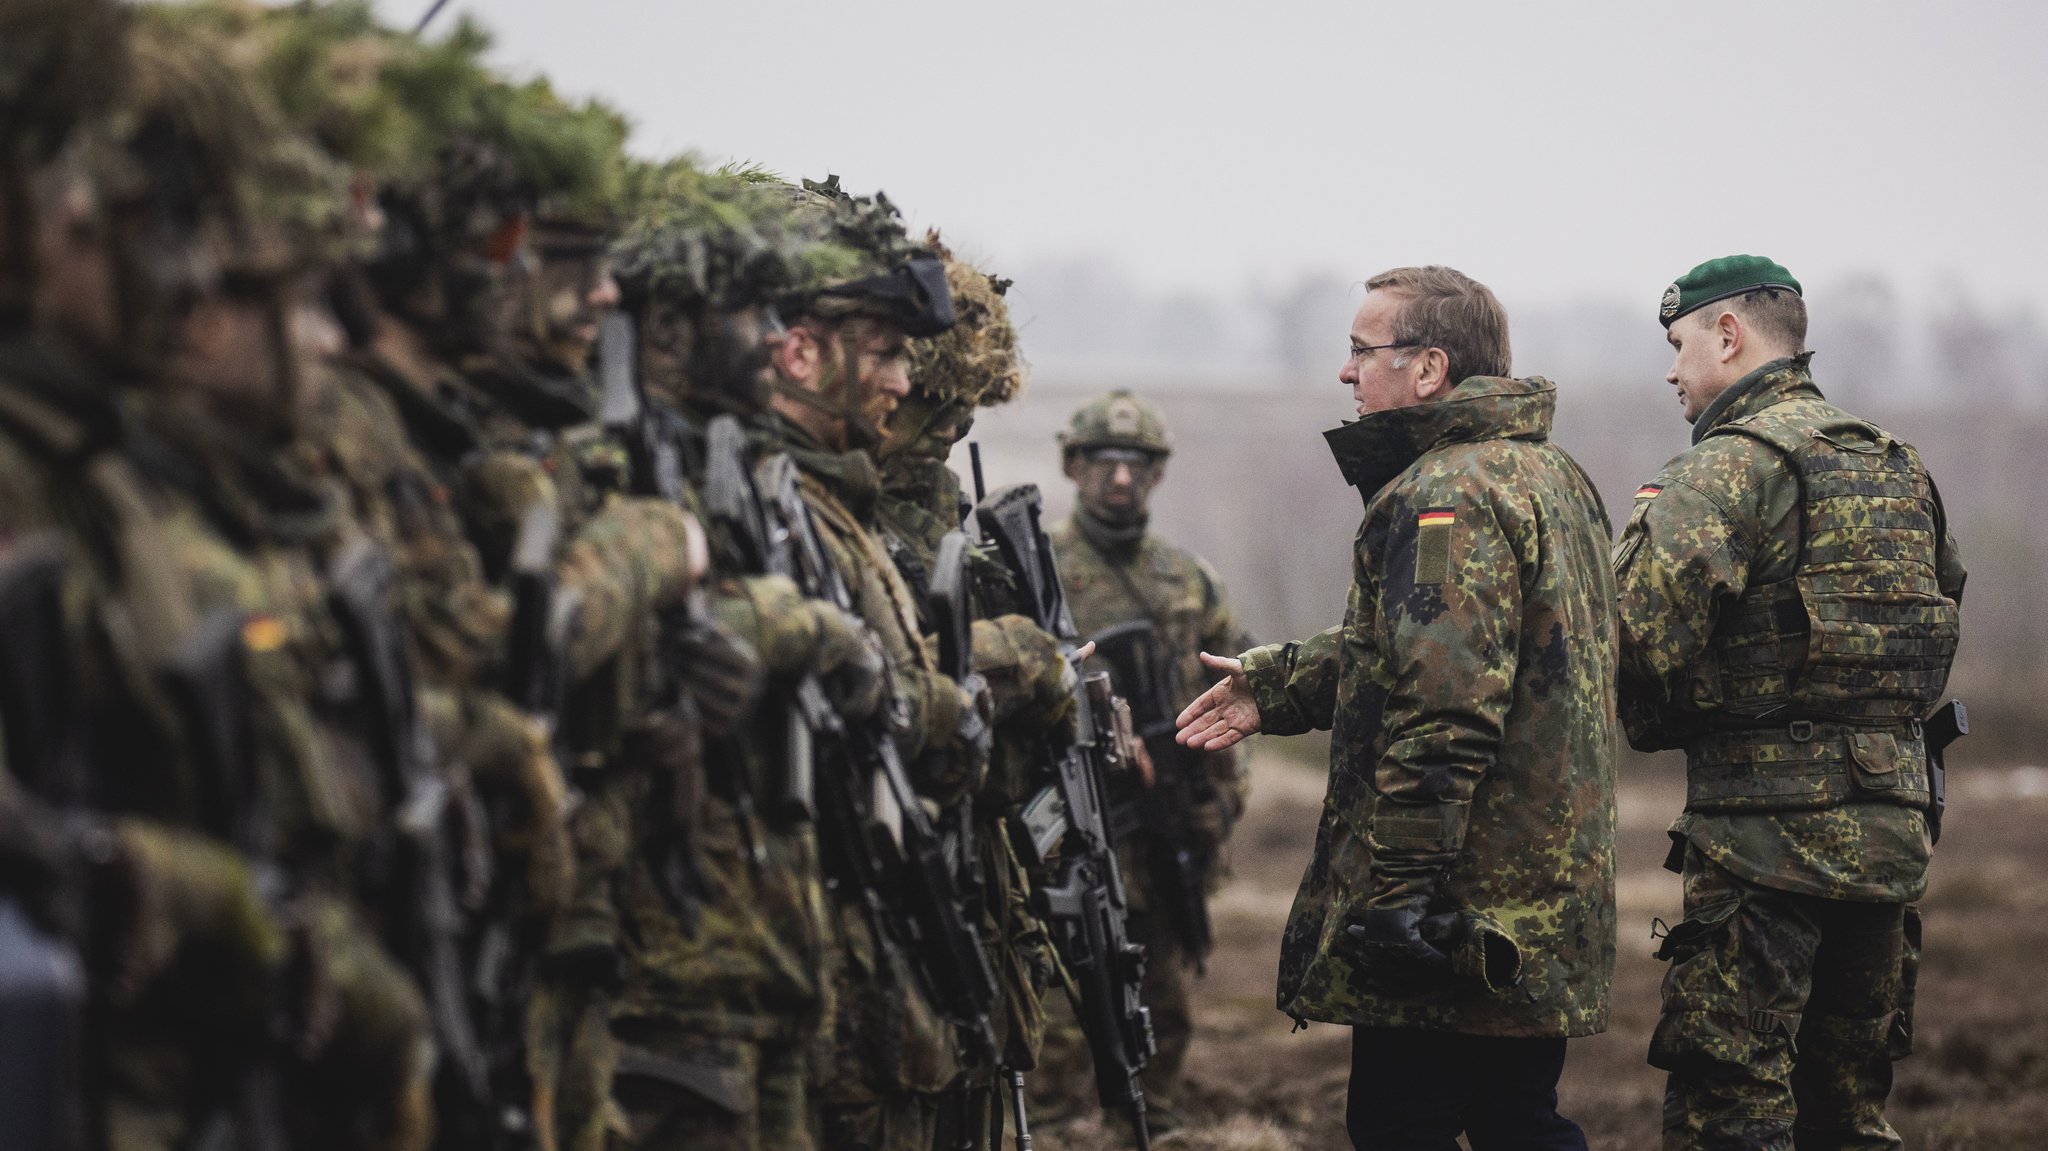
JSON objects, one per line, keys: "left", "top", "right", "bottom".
{"left": 1612, "top": 355, "right": 1966, "bottom": 903}
{"left": 1241, "top": 376, "right": 1618, "bottom": 1037}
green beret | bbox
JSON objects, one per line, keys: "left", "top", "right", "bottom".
{"left": 1659, "top": 254, "right": 1801, "bottom": 327}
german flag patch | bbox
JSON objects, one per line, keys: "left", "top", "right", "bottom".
{"left": 1635, "top": 484, "right": 1663, "bottom": 501}
{"left": 1415, "top": 508, "right": 1454, "bottom": 583}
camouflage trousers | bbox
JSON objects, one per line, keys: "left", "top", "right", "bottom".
{"left": 608, "top": 1030, "right": 816, "bottom": 1151}
{"left": 1651, "top": 844, "right": 1916, "bottom": 1151}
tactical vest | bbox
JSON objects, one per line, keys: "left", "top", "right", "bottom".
{"left": 1687, "top": 397, "right": 1959, "bottom": 813}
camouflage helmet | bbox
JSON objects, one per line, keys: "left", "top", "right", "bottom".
{"left": 1059, "top": 389, "right": 1172, "bottom": 458}
{"left": 909, "top": 235, "right": 1023, "bottom": 410}
{"left": 611, "top": 158, "right": 798, "bottom": 319}
{"left": 609, "top": 158, "right": 801, "bottom": 412}
{"left": 779, "top": 175, "right": 953, "bottom": 338}
{"left": 125, "top": 7, "right": 354, "bottom": 286}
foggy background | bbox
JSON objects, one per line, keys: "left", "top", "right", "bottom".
{"left": 378, "top": 0, "right": 2048, "bottom": 748}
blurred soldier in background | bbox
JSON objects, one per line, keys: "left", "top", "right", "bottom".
{"left": 1044, "top": 388, "right": 1249, "bottom": 1129}
{"left": 1176, "top": 266, "right": 1617, "bottom": 1150}
{"left": 1614, "top": 255, "right": 1966, "bottom": 1151}
{"left": 2, "top": 6, "right": 440, "bottom": 1148}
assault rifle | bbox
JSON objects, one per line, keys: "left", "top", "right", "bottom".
{"left": 709, "top": 429, "right": 999, "bottom": 1064}
{"left": 974, "top": 484, "right": 1155, "bottom": 1150}
{"left": 700, "top": 413, "right": 821, "bottom": 825}
{"left": 1924, "top": 699, "right": 1967, "bottom": 846}
{"left": 1087, "top": 619, "right": 1217, "bottom": 974}
{"left": 328, "top": 537, "right": 492, "bottom": 1125}
{"left": 597, "top": 312, "right": 721, "bottom": 913}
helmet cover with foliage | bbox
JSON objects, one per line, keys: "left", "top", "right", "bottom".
{"left": 126, "top": 7, "right": 356, "bottom": 287}
{"left": 611, "top": 158, "right": 799, "bottom": 319}
{"left": 1058, "top": 389, "right": 1172, "bottom": 458}
{"left": 909, "top": 236, "right": 1023, "bottom": 410}
{"left": 608, "top": 158, "right": 803, "bottom": 411}
{"left": 779, "top": 174, "right": 953, "bottom": 339}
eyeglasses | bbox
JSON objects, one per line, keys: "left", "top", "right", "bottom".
{"left": 1348, "top": 340, "right": 1420, "bottom": 362}
{"left": 1082, "top": 447, "right": 1162, "bottom": 475}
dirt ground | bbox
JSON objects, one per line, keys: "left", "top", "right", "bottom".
{"left": 1027, "top": 745, "right": 2048, "bottom": 1150}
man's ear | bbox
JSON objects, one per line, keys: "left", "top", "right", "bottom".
{"left": 1061, "top": 450, "right": 1082, "bottom": 483}
{"left": 1412, "top": 346, "right": 1452, "bottom": 402}
{"left": 1715, "top": 310, "right": 1745, "bottom": 364}
{"left": 774, "top": 323, "right": 820, "bottom": 386}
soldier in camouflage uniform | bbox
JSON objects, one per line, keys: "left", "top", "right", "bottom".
{"left": 1178, "top": 266, "right": 1616, "bottom": 1150}
{"left": 2, "top": 8, "right": 438, "bottom": 1148}
{"left": 1039, "top": 388, "right": 1249, "bottom": 1126}
{"left": 1613, "top": 256, "right": 1965, "bottom": 1151}
{"left": 196, "top": 10, "right": 725, "bottom": 1145}
{"left": 873, "top": 246, "right": 1077, "bottom": 1147}
{"left": 758, "top": 178, "right": 998, "bottom": 1151}
{"left": 573, "top": 162, "right": 882, "bottom": 1151}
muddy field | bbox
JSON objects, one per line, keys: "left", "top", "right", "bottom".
{"left": 1028, "top": 745, "right": 2048, "bottom": 1150}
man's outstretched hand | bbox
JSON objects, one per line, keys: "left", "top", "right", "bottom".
{"left": 1175, "top": 651, "right": 1261, "bottom": 750}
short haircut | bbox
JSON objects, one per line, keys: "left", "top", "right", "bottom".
{"left": 1695, "top": 286, "right": 1807, "bottom": 354}
{"left": 1365, "top": 265, "right": 1512, "bottom": 385}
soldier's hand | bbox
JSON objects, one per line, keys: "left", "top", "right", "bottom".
{"left": 676, "top": 614, "right": 763, "bottom": 736}
{"left": 971, "top": 616, "right": 1081, "bottom": 732}
{"left": 1175, "top": 651, "right": 1261, "bottom": 751}
{"left": 808, "top": 602, "right": 887, "bottom": 718}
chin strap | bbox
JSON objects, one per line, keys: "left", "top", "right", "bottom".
{"left": 769, "top": 325, "right": 884, "bottom": 451}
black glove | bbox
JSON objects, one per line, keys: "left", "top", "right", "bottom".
{"left": 1345, "top": 898, "right": 1454, "bottom": 973}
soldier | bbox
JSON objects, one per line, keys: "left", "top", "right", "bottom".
{"left": 1176, "top": 266, "right": 1617, "bottom": 1150}
{"left": 203, "top": 9, "right": 722, "bottom": 1144}
{"left": 761, "top": 178, "right": 995, "bottom": 1151}
{"left": 1613, "top": 255, "right": 1965, "bottom": 1150}
{"left": 575, "top": 161, "right": 880, "bottom": 1151}
{"left": 873, "top": 245, "right": 1077, "bottom": 1147}
{"left": 2, "top": 7, "right": 439, "bottom": 1148}
{"left": 1041, "top": 388, "right": 1249, "bottom": 1127}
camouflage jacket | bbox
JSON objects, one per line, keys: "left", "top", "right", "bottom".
{"left": 769, "top": 417, "right": 971, "bottom": 1098}
{"left": 1049, "top": 508, "right": 1251, "bottom": 907}
{"left": 1613, "top": 356, "right": 1966, "bottom": 902}
{"left": 875, "top": 453, "right": 1066, "bottom": 1069}
{"left": 1242, "top": 376, "right": 1617, "bottom": 1037}
{"left": 0, "top": 338, "right": 435, "bottom": 1151}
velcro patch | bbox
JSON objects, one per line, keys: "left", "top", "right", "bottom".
{"left": 1372, "top": 809, "right": 1458, "bottom": 853}
{"left": 1414, "top": 509, "right": 1454, "bottom": 583}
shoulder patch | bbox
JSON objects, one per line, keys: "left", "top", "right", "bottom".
{"left": 1635, "top": 484, "right": 1663, "bottom": 500}
{"left": 1414, "top": 508, "right": 1454, "bottom": 583}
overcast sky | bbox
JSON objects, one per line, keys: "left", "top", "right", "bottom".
{"left": 373, "top": 0, "right": 2045, "bottom": 315}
